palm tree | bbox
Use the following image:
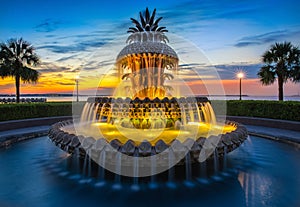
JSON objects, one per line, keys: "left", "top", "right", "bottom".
{"left": 258, "top": 42, "right": 300, "bottom": 101}
{"left": 0, "top": 38, "right": 40, "bottom": 103}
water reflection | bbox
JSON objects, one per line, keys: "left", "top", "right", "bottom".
{"left": 0, "top": 136, "right": 299, "bottom": 207}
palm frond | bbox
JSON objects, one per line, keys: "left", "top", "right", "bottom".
{"left": 24, "top": 45, "right": 34, "bottom": 55}
{"left": 257, "top": 65, "right": 276, "bottom": 85}
{"left": 262, "top": 50, "right": 274, "bottom": 63}
{"left": 26, "top": 54, "right": 40, "bottom": 66}
{"left": 0, "top": 63, "right": 12, "bottom": 78}
{"left": 290, "top": 65, "right": 300, "bottom": 82}
{"left": 20, "top": 66, "right": 40, "bottom": 83}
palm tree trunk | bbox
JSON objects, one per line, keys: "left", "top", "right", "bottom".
{"left": 278, "top": 76, "right": 284, "bottom": 101}
{"left": 15, "top": 74, "right": 20, "bottom": 103}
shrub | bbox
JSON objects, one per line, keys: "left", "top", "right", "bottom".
{"left": 0, "top": 100, "right": 299, "bottom": 122}
{"left": 225, "top": 100, "right": 300, "bottom": 121}
{"left": 0, "top": 102, "right": 72, "bottom": 121}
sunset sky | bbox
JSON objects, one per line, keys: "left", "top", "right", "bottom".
{"left": 0, "top": 0, "right": 300, "bottom": 96}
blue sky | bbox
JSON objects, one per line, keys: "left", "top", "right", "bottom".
{"left": 1, "top": 0, "right": 300, "bottom": 95}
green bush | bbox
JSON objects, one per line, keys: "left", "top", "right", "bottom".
{"left": 0, "top": 100, "right": 299, "bottom": 122}
{"left": 0, "top": 102, "right": 72, "bottom": 121}
{"left": 224, "top": 100, "right": 300, "bottom": 121}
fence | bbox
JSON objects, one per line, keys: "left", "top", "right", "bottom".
{"left": 0, "top": 98, "right": 47, "bottom": 103}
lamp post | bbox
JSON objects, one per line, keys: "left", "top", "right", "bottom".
{"left": 75, "top": 75, "right": 79, "bottom": 102}
{"left": 237, "top": 72, "right": 244, "bottom": 100}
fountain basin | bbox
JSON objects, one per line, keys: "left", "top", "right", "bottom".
{"left": 48, "top": 119, "right": 248, "bottom": 165}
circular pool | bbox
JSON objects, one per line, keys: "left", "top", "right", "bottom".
{"left": 0, "top": 135, "right": 299, "bottom": 207}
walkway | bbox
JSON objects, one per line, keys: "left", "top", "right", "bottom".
{"left": 0, "top": 125, "right": 49, "bottom": 147}
{"left": 246, "top": 125, "right": 300, "bottom": 145}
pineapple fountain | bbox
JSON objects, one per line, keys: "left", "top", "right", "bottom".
{"left": 48, "top": 8, "right": 248, "bottom": 179}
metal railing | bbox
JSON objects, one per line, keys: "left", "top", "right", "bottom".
{"left": 0, "top": 98, "right": 47, "bottom": 103}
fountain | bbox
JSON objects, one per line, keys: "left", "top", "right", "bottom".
{"left": 48, "top": 8, "right": 248, "bottom": 178}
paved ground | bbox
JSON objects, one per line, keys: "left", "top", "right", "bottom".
{"left": 0, "top": 125, "right": 50, "bottom": 138}
{"left": 245, "top": 125, "right": 300, "bottom": 145}
{"left": 0, "top": 124, "right": 299, "bottom": 147}
{"left": 0, "top": 125, "right": 50, "bottom": 146}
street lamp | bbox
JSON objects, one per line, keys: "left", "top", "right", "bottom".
{"left": 237, "top": 72, "right": 244, "bottom": 100}
{"left": 75, "top": 75, "right": 79, "bottom": 102}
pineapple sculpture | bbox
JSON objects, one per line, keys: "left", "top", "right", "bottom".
{"left": 116, "top": 8, "right": 179, "bottom": 99}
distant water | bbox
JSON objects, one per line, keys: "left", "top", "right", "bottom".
{"left": 0, "top": 95, "right": 300, "bottom": 102}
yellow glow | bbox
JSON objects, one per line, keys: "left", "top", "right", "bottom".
{"left": 75, "top": 121, "right": 237, "bottom": 145}
{"left": 237, "top": 72, "right": 244, "bottom": 79}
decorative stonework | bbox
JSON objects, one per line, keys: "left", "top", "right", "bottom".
{"left": 48, "top": 119, "right": 248, "bottom": 164}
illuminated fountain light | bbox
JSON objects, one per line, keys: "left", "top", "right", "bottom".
{"left": 48, "top": 7, "right": 248, "bottom": 178}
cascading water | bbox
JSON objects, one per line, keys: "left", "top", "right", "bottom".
{"left": 48, "top": 7, "right": 248, "bottom": 182}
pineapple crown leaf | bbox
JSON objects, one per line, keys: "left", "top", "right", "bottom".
{"left": 127, "top": 8, "right": 168, "bottom": 33}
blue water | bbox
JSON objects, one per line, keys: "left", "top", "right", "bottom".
{"left": 0, "top": 136, "right": 300, "bottom": 207}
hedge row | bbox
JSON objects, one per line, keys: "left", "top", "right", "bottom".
{"left": 0, "top": 100, "right": 299, "bottom": 122}
{"left": 223, "top": 100, "right": 300, "bottom": 121}
{"left": 0, "top": 102, "right": 72, "bottom": 121}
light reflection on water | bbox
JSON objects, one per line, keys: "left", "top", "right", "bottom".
{"left": 0, "top": 136, "right": 299, "bottom": 207}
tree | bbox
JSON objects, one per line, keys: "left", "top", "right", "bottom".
{"left": 258, "top": 42, "right": 300, "bottom": 101}
{"left": 0, "top": 38, "right": 40, "bottom": 103}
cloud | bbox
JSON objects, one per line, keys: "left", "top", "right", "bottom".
{"left": 56, "top": 55, "right": 78, "bottom": 62}
{"left": 64, "top": 68, "right": 80, "bottom": 73}
{"left": 159, "top": 0, "right": 261, "bottom": 31}
{"left": 213, "top": 63, "right": 262, "bottom": 79}
{"left": 35, "top": 62, "right": 75, "bottom": 74}
{"left": 34, "top": 19, "right": 63, "bottom": 32}
{"left": 55, "top": 74, "right": 63, "bottom": 78}
{"left": 163, "top": 0, "right": 257, "bottom": 20}
{"left": 56, "top": 82, "right": 75, "bottom": 86}
{"left": 176, "top": 62, "right": 263, "bottom": 80}
{"left": 37, "top": 42, "right": 104, "bottom": 53}
{"left": 234, "top": 30, "right": 300, "bottom": 47}
{"left": 0, "top": 83, "right": 15, "bottom": 90}
{"left": 45, "top": 34, "right": 56, "bottom": 38}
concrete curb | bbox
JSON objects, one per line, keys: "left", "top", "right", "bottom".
{"left": 0, "top": 116, "right": 72, "bottom": 131}
{"left": 224, "top": 116, "right": 300, "bottom": 132}
{"left": 0, "top": 130, "right": 48, "bottom": 148}
{"left": 0, "top": 116, "right": 72, "bottom": 148}
{"left": 248, "top": 132, "right": 300, "bottom": 148}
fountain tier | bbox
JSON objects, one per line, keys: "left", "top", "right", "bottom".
{"left": 48, "top": 7, "right": 248, "bottom": 175}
